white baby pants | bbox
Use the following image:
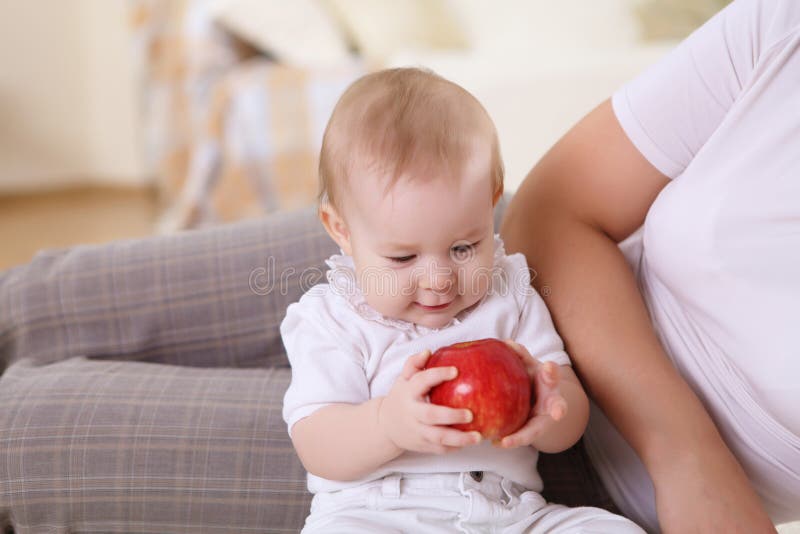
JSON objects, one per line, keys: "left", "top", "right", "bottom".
{"left": 301, "top": 471, "right": 645, "bottom": 533}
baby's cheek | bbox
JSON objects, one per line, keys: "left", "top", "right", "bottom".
{"left": 362, "top": 270, "right": 413, "bottom": 314}
{"left": 459, "top": 260, "right": 492, "bottom": 299}
{"left": 474, "top": 269, "right": 492, "bottom": 301}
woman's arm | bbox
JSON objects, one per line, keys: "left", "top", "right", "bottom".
{"left": 500, "top": 99, "right": 775, "bottom": 533}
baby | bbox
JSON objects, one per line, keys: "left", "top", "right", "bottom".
{"left": 281, "top": 68, "right": 643, "bottom": 533}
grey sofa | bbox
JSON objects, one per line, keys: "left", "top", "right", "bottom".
{"left": 0, "top": 200, "right": 615, "bottom": 533}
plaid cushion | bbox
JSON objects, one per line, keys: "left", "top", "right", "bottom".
{"left": 0, "top": 357, "right": 308, "bottom": 533}
{"left": 538, "top": 440, "right": 620, "bottom": 513}
{"left": 0, "top": 206, "right": 335, "bottom": 372}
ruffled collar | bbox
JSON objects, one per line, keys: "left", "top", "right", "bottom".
{"left": 324, "top": 234, "right": 507, "bottom": 334}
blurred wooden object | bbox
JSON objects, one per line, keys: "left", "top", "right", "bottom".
{"left": 0, "top": 186, "right": 157, "bottom": 271}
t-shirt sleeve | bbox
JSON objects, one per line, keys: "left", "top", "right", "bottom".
{"left": 505, "top": 253, "right": 571, "bottom": 367}
{"left": 612, "top": 0, "right": 783, "bottom": 178}
{"left": 280, "top": 293, "right": 370, "bottom": 437}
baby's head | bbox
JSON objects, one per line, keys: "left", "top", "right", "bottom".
{"left": 319, "top": 68, "right": 504, "bottom": 329}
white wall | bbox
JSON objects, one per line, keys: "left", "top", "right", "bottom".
{"left": 391, "top": 0, "right": 674, "bottom": 192}
{"left": 0, "top": 0, "right": 147, "bottom": 193}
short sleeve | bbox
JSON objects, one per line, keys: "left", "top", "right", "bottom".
{"left": 504, "top": 253, "right": 570, "bottom": 367}
{"left": 612, "top": 0, "right": 787, "bottom": 178}
{"left": 280, "top": 292, "right": 369, "bottom": 436}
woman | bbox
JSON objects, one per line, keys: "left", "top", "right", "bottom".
{"left": 500, "top": 0, "right": 799, "bottom": 532}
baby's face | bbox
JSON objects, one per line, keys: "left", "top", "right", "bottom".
{"left": 337, "top": 154, "right": 496, "bottom": 329}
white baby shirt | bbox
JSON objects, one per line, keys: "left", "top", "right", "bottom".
{"left": 281, "top": 235, "right": 570, "bottom": 494}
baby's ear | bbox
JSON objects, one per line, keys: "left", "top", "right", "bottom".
{"left": 318, "top": 204, "right": 352, "bottom": 255}
{"left": 492, "top": 183, "right": 504, "bottom": 207}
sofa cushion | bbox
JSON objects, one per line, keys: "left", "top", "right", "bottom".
{"left": 0, "top": 206, "right": 335, "bottom": 372}
{"left": 0, "top": 357, "right": 309, "bottom": 533}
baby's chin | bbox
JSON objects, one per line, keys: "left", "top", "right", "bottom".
{"left": 404, "top": 295, "right": 487, "bottom": 329}
{"left": 375, "top": 305, "right": 459, "bottom": 330}
{"left": 411, "top": 313, "right": 456, "bottom": 330}
{"left": 405, "top": 301, "right": 474, "bottom": 329}
{"left": 367, "top": 296, "right": 483, "bottom": 329}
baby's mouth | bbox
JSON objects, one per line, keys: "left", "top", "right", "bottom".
{"left": 414, "top": 300, "right": 453, "bottom": 312}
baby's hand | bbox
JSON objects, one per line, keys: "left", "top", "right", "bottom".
{"left": 497, "top": 340, "right": 568, "bottom": 449}
{"left": 378, "top": 349, "right": 482, "bottom": 455}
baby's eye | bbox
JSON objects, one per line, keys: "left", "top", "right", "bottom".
{"left": 388, "top": 254, "right": 416, "bottom": 264}
{"left": 451, "top": 241, "right": 480, "bottom": 261}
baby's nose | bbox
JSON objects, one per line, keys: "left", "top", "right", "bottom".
{"left": 418, "top": 261, "right": 455, "bottom": 293}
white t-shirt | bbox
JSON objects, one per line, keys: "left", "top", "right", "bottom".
{"left": 584, "top": 0, "right": 800, "bottom": 530}
{"left": 281, "top": 236, "right": 570, "bottom": 494}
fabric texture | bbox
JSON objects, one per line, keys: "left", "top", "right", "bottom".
{"left": 588, "top": 0, "right": 800, "bottom": 530}
{"left": 301, "top": 471, "right": 643, "bottom": 533}
{"left": 0, "top": 358, "right": 307, "bottom": 533}
{"left": 0, "top": 206, "right": 332, "bottom": 372}
{"left": 282, "top": 235, "right": 569, "bottom": 494}
{"left": 0, "top": 194, "right": 619, "bottom": 532}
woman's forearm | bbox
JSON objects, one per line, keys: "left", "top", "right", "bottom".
{"left": 501, "top": 99, "right": 773, "bottom": 531}
{"left": 502, "top": 184, "right": 740, "bottom": 482}
{"left": 290, "top": 398, "right": 403, "bottom": 481}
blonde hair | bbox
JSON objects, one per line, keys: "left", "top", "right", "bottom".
{"left": 318, "top": 67, "right": 504, "bottom": 212}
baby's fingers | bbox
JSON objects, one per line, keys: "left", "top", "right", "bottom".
{"left": 496, "top": 413, "right": 553, "bottom": 449}
{"left": 423, "top": 426, "right": 482, "bottom": 451}
{"left": 537, "top": 361, "right": 560, "bottom": 387}
{"left": 534, "top": 364, "right": 567, "bottom": 420}
{"left": 411, "top": 365, "right": 458, "bottom": 396}
{"left": 416, "top": 403, "right": 473, "bottom": 427}
{"left": 532, "top": 391, "right": 568, "bottom": 420}
{"left": 544, "top": 395, "right": 568, "bottom": 421}
{"left": 401, "top": 349, "right": 431, "bottom": 380}
{"left": 503, "top": 339, "right": 531, "bottom": 358}
{"left": 503, "top": 339, "right": 540, "bottom": 378}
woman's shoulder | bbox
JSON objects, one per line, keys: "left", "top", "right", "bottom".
{"left": 724, "top": 0, "right": 800, "bottom": 55}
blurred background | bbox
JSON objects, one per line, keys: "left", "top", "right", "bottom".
{"left": 0, "top": 0, "right": 730, "bottom": 271}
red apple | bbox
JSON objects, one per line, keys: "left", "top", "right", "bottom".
{"left": 425, "top": 338, "right": 532, "bottom": 441}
